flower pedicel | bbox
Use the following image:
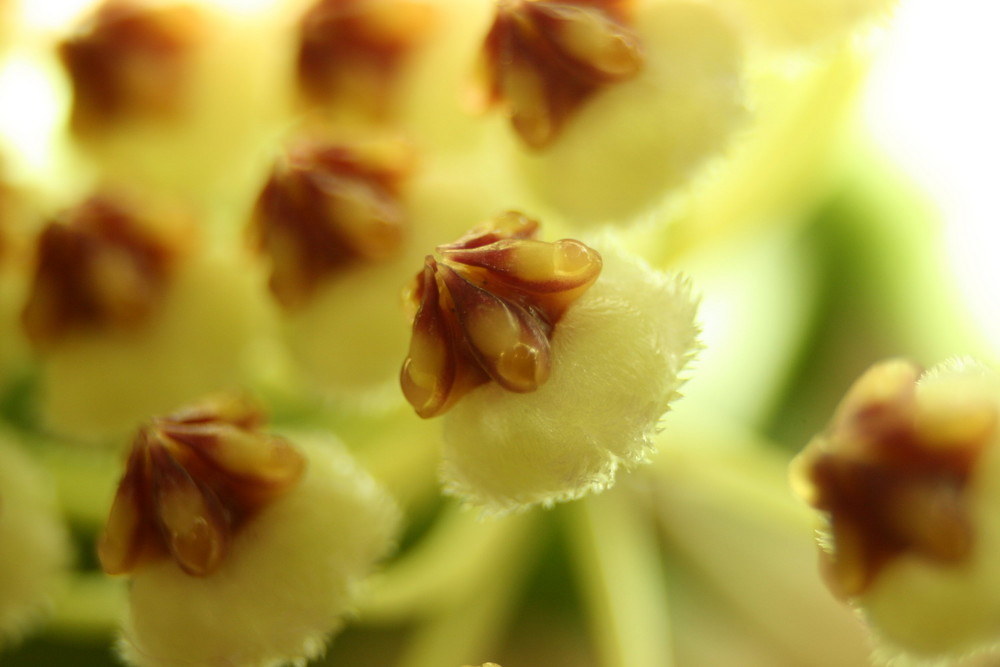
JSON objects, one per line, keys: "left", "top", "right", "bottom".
{"left": 792, "top": 358, "right": 1000, "bottom": 660}
{"left": 402, "top": 211, "right": 700, "bottom": 511}
{"left": 100, "top": 394, "right": 399, "bottom": 667}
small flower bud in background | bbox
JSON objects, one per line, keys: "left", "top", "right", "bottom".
{"left": 102, "top": 395, "right": 400, "bottom": 667}
{"left": 792, "top": 358, "right": 1000, "bottom": 660}
{"left": 401, "top": 213, "right": 699, "bottom": 512}
{"left": 0, "top": 431, "right": 71, "bottom": 649}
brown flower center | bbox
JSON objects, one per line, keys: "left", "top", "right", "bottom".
{"left": 59, "top": 1, "right": 204, "bottom": 134}
{"left": 296, "top": 0, "right": 435, "bottom": 117}
{"left": 21, "top": 195, "right": 183, "bottom": 347}
{"left": 793, "top": 360, "right": 998, "bottom": 598}
{"left": 98, "top": 395, "right": 306, "bottom": 577}
{"left": 477, "top": 0, "right": 643, "bottom": 148}
{"left": 400, "top": 211, "right": 602, "bottom": 418}
{"left": 251, "top": 137, "right": 412, "bottom": 310}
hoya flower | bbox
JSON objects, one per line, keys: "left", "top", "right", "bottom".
{"left": 251, "top": 130, "right": 515, "bottom": 402}
{"left": 57, "top": 0, "right": 291, "bottom": 205}
{"left": 99, "top": 394, "right": 400, "bottom": 667}
{"left": 791, "top": 358, "right": 1000, "bottom": 660}
{"left": 400, "top": 211, "right": 700, "bottom": 512}
{"left": 474, "top": 0, "right": 746, "bottom": 223}
{"left": 0, "top": 430, "right": 71, "bottom": 649}
{"left": 21, "top": 191, "right": 265, "bottom": 438}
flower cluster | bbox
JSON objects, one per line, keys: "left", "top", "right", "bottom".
{"left": 0, "top": 0, "right": 935, "bottom": 666}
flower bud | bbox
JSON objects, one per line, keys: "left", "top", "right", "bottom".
{"left": 401, "top": 214, "right": 700, "bottom": 512}
{"left": 792, "top": 358, "right": 1000, "bottom": 659}
{"left": 102, "top": 395, "right": 400, "bottom": 667}
{"left": 0, "top": 431, "right": 71, "bottom": 648}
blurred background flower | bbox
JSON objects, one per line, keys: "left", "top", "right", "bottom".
{"left": 2, "top": 0, "right": 999, "bottom": 665}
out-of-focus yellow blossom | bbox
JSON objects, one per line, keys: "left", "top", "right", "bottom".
{"left": 429, "top": 231, "right": 699, "bottom": 512}
{"left": 53, "top": 0, "right": 294, "bottom": 211}
{"left": 21, "top": 191, "right": 268, "bottom": 439}
{"left": 792, "top": 358, "right": 1000, "bottom": 663}
{"left": 485, "top": 0, "right": 747, "bottom": 224}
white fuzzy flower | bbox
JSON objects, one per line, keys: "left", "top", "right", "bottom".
{"left": 400, "top": 213, "right": 700, "bottom": 512}
{"left": 98, "top": 396, "right": 400, "bottom": 667}
{"left": 0, "top": 431, "right": 70, "bottom": 649}
{"left": 443, "top": 239, "right": 698, "bottom": 512}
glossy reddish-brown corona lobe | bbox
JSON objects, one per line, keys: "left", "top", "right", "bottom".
{"left": 478, "top": 0, "right": 643, "bottom": 148}
{"left": 296, "top": 0, "right": 434, "bottom": 117}
{"left": 793, "top": 360, "right": 998, "bottom": 599}
{"left": 21, "top": 195, "right": 183, "bottom": 347}
{"left": 59, "top": 0, "right": 203, "bottom": 134}
{"left": 98, "top": 395, "right": 306, "bottom": 577}
{"left": 252, "top": 137, "right": 411, "bottom": 309}
{"left": 400, "top": 211, "right": 602, "bottom": 418}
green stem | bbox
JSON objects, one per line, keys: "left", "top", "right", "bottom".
{"left": 394, "top": 529, "right": 534, "bottom": 667}
{"left": 360, "top": 505, "right": 538, "bottom": 623}
{"left": 567, "top": 488, "right": 674, "bottom": 667}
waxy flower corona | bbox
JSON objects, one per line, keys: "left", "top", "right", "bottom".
{"left": 400, "top": 211, "right": 603, "bottom": 418}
